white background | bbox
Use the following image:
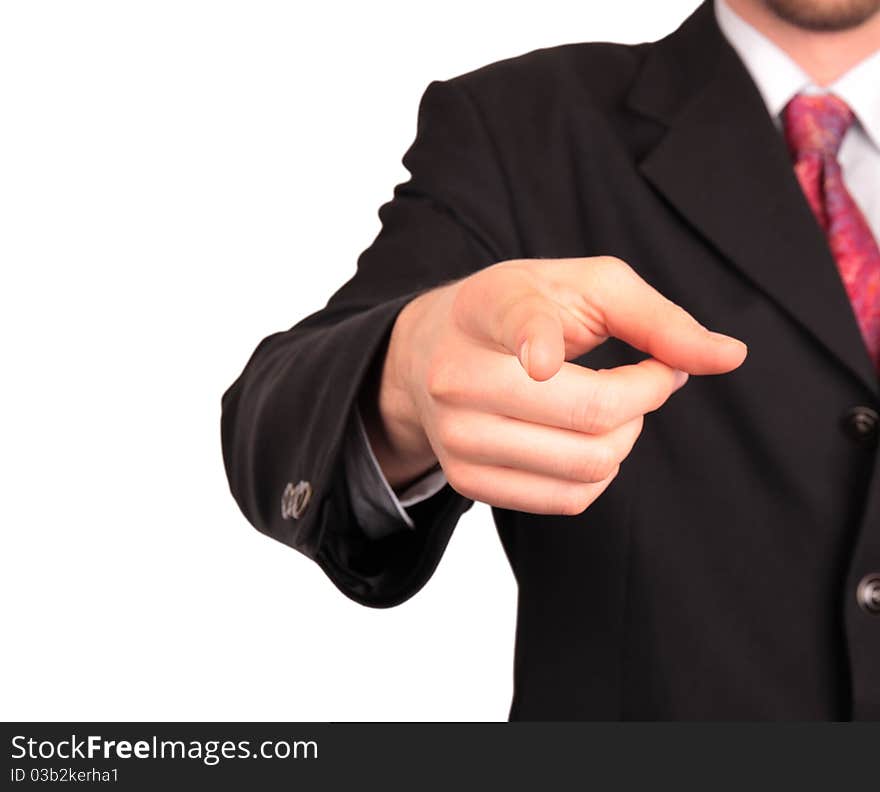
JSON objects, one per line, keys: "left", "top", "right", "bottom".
{"left": 0, "top": 0, "right": 701, "bottom": 721}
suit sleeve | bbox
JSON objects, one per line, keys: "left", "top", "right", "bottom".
{"left": 220, "top": 78, "right": 521, "bottom": 608}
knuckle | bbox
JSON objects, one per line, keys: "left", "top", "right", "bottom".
{"left": 600, "top": 254, "right": 627, "bottom": 270}
{"left": 450, "top": 277, "right": 476, "bottom": 321}
{"left": 571, "top": 381, "right": 618, "bottom": 434}
{"left": 632, "top": 414, "right": 646, "bottom": 435}
{"left": 605, "top": 463, "right": 622, "bottom": 484}
{"left": 590, "top": 256, "right": 638, "bottom": 303}
{"left": 584, "top": 443, "right": 618, "bottom": 483}
{"left": 622, "top": 416, "right": 645, "bottom": 455}
{"left": 595, "top": 255, "right": 631, "bottom": 281}
{"left": 559, "top": 445, "right": 612, "bottom": 483}
{"left": 558, "top": 487, "right": 594, "bottom": 516}
{"left": 443, "top": 462, "right": 476, "bottom": 501}
{"left": 434, "top": 415, "right": 471, "bottom": 455}
{"left": 425, "top": 355, "right": 466, "bottom": 402}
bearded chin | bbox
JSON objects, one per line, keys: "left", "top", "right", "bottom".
{"left": 763, "top": 0, "right": 880, "bottom": 30}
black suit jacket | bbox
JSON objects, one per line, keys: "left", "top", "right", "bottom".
{"left": 221, "top": 1, "right": 880, "bottom": 720}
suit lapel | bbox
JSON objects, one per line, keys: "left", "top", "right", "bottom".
{"left": 627, "top": 2, "right": 878, "bottom": 394}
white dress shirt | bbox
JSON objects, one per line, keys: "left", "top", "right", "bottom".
{"left": 715, "top": 0, "right": 880, "bottom": 240}
{"left": 345, "top": 0, "right": 880, "bottom": 539}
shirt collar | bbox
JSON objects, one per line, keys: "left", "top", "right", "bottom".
{"left": 714, "top": 0, "right": 880, "bottom": 152}
{"left": 831, "top": 48, "right": 880, "bottom": 152}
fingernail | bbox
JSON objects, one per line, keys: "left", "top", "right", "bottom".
{"left": 673, "top": 370, "right": 689, "bottom": 390}
{"left": 518, "top": 340, "right": 530, "bottom": 373}
{"left": 709, "top": 331, "right": 744, "bottom": 347}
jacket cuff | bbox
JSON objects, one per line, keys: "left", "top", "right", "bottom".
{"left": 344, "top": 404, "right": 447, "bottom": 538}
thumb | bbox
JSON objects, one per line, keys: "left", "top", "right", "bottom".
{"left": 509, "top": 294, "right": 566, "bottom": 381}
{"left": 456, "top": 267, "right": 565, "bottom": 381}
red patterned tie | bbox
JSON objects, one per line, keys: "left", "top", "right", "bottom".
{"left": 783, "top": 93, "right": 880, "bottom": 373}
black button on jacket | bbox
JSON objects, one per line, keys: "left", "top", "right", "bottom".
{"left": 221, "top": 1, "right": 880, "bottom": 720}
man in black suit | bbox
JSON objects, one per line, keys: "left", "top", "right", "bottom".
{"left": 221, "top": 0, "right": 880, "bottom": 719}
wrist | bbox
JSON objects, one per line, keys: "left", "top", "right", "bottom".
{"left": 363, "top": 292, "right": 439, "bottom": 489}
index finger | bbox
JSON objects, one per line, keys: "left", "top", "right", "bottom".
{"left": 440, "top": 349, "right": 690, "bottom": 434}
{"left": 569, "top": 257, "right": 748, "bottom": 375}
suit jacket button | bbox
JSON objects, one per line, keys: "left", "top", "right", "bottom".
{"left": 281, "top": 480, "right": 312, "bottom": 520}
{"left": 843, "top": 406, "right": 879, "bottom": 444}
{"left": 857, "top": 574, "right": 880, "bottom": 615}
